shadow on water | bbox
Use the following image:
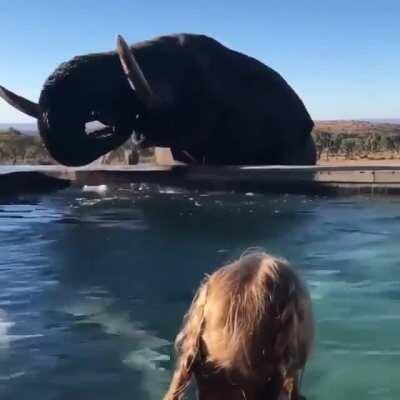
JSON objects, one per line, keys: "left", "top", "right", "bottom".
{"left": 51, "top": 185, "right": 318, "bottom": 301}
{"left": 0, "top": 172, "right": 70, "bottom": 196}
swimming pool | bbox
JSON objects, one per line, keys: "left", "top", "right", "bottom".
{"left": 0, "top": 185, "right": 399, "bottom": 399}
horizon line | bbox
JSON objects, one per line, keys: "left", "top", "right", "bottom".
{"left": 1, "top": 117, "right": 400, "bottom": 126}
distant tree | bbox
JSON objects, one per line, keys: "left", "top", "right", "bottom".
{"left": 6, "top": 142, "right": 19, "bottom": 164}
{"left": 0, "top": 143, "right": 7, "bottom": 162}
{"left": 355, "top": 136, "right": 368, "bottom": 158}
{"left": 25, "top": 145, "right": 42, "bottom": 163}
{"left": 329, "top": 134, "right": 343, "bottom": 157}
{"left": 365, "top": 133, "right": 383, "bottom": 155}
{"left": 342, "top": 138, "right": 357, "bottom": 159}
{"left": 379, "top": 136, "right": 393, "bottom": 158}
{"left": 313, "top": 131, "right": 333, "bottom": 160}
{"left": 392, "top": 136, "right": 400, "bottom": 156}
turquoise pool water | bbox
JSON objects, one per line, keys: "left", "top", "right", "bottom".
{"left": 0, "top": 185, "right": 399, "bottom": 399}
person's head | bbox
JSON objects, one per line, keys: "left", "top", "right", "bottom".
{"left": 164, "top": 252, "right": 314, "bottom": 400}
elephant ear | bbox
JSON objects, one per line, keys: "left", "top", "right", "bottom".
{"left": 0, "top": 85, "right": 40, "bottom": 118}
{"left": 116, "top": 35, "right": 157, "bottom": 109}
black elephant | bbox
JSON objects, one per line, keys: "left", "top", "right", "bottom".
{"left": 0, "top": 34, "right": 316, "bottom": 166}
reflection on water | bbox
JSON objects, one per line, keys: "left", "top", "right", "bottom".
{"left": 0, "top": 185, "right": 400, "bottom": 399}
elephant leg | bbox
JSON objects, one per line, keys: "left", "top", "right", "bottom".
{"left": 282, "top": 134, "right": 316, "bottom": 165}
{"left": 271, "top": 119, "right": 316, "bottom": 166}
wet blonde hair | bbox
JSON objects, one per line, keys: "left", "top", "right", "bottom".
{"left": 164, "top": 252, "right": 314, "bottom": 400}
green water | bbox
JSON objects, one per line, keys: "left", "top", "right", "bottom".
{"left": 0, "top": 185, "right": 399, "bottom": 399}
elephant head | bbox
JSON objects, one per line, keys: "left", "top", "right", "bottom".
{"left": 0, "top": 36, "right": 157, "bottom": 166}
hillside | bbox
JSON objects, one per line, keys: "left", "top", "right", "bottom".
{"left": 314, "top": 120, "right": 400, "bottom": 137}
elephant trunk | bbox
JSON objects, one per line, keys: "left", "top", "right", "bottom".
{"left": 35, "top": 51, "right": 140, "bottom": 167}
{"left": 0, "top": 38, "right": 156, "bottom": 167}
{"left": 38, "top": 107, "right": 131, "bottom": 167}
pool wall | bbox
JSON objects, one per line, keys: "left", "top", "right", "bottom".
{"left": 2, "top": 165, "right": 400, "bottom": 195}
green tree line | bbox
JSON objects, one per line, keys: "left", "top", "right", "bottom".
{"left": 312, "top": 131, "right": 400, "bottom": 160}
{"left": 2, "top": 127, "right": 400, "bottom": 165}
{"left": 0, "top": 128, "right": 51, "bottom": 165}
{"left": 0, "top": 128, "right": 154, "bottom": 165}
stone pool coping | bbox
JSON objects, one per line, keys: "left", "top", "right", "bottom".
{"left": 2, "top": 164, "right": 400, "bottom": 195}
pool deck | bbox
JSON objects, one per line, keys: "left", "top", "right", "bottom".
{"left": 2, "top": 164, "right": 400, "bottom": 195}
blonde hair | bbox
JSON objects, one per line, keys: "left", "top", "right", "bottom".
{"left": 164, "top": 252, "right": 314, "bottom": 400}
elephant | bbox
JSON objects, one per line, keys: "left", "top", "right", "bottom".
{"left": 0, "top": 34, "right": 316, "bottom": 166}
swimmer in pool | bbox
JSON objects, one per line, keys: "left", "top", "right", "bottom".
{"left": 163, "top": 252, "right": 314, "bottom": 400}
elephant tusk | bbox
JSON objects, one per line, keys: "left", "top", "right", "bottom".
{"left": 0, "top": 85, "right": 40, "bottom": 118}
{"left": 116, "top": 35, "right": 157, "bottom": 109}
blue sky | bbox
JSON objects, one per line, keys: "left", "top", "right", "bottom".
{"left": 0, "top": 0, "right": 398, "bottom": 123}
